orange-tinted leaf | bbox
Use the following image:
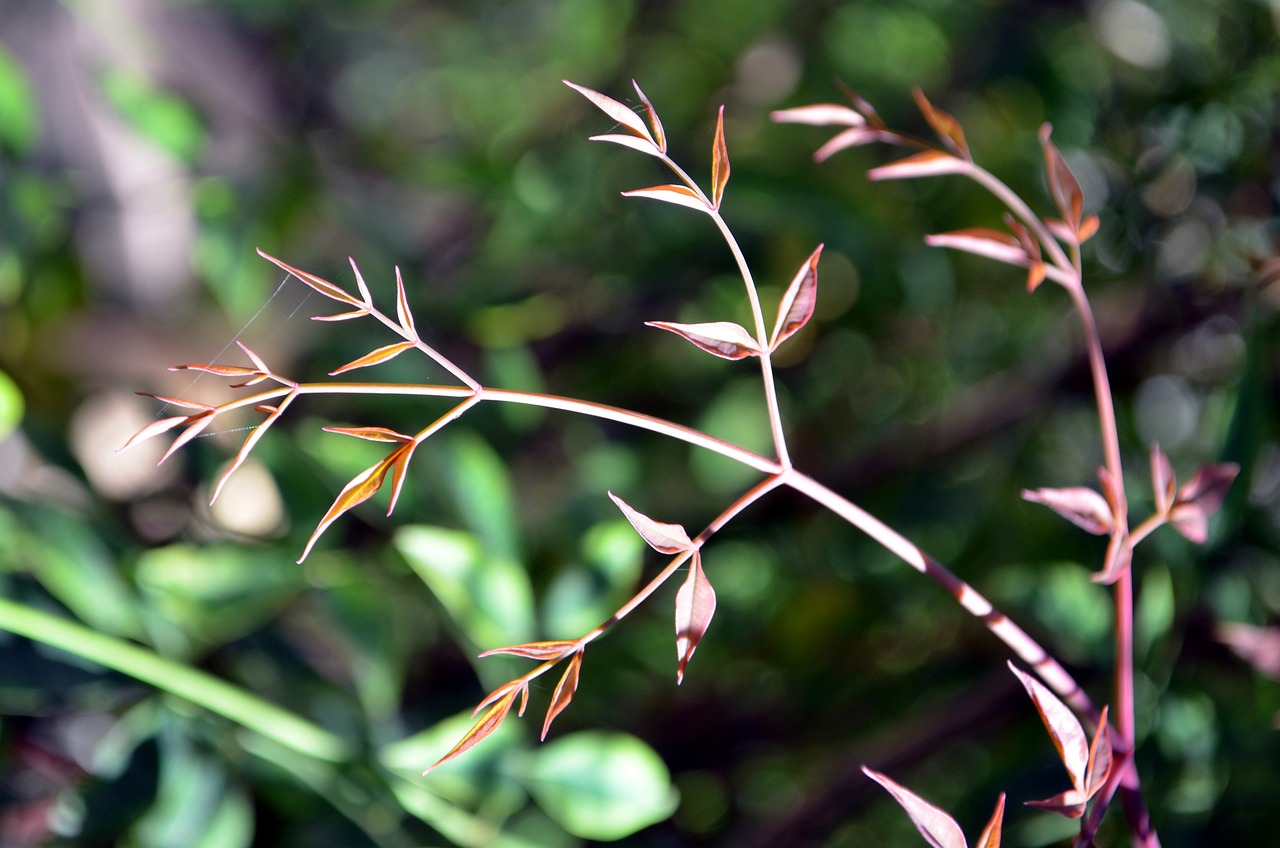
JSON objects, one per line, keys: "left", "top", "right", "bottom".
{"left": 1026, "top": 262, "right": 1047, "bottom": 293}
{"left": 1039, "top": 124, "right": 1084, "bottom": 227}
{"left": 258, "top": 249, "right": 362, "bottom": 307}
{"left": 868, "top": 150, "right": 969, "bottom": 181}
{"left": 312, "top": 308, "right": 370, "bottom": 322}
{"left": 770, "top": 103, "right": 866, "bottom": 127}
{"left": 395, "top": 266, "right": 416, "bottom": 337}
{"left": 1078, "top": 214, "right": 1100, "bottom": 242}
{"left": 564, "top": 80, "right": 655, "bottom": 146}
{"left": 862, "top": 767, "right": 968, "bottom": 848}
{"left": 925, "top": 229, "right": 1026, "bottom": 266}
{"left": 1151, "top": 444, "right": 1176, "bottom": 514}
{"left": 297, "top": 451, "right": 397, "bottom": 562}
{"left": 770, "top": 245, "right": 824, "bottom": 351}
{"left": 237, "top": 340, "right": 269, "bottom": 374}
{"left": 425, "top": 686, "right": 520, "bottom": 773}
{"left": 472, "top": 678, "right": 529, "bottom": 714}
{"left": 167, "top": 363, "right": 259, "bottom": 379}
{"left": 913, "top": 89, "right": 969, "bottom": 159}
{"left": 711, "top": 105, "right": 730, "bottom": 209}
{"left": 645, "top": 320, "right": 760, "bottom": 360}
{"left": 633, "top": 80, "right": 666, "bottom": 153}
{"left": 622, "top": 184, "right": 709, "bottom": 213}
{"left": 329, "top": 341, "right": 417, "bottom": 376}
{"left": 977, "top": 794, "right": 1005, "bottom": 848}
{"left": 479, "top": 640, "right": 580, "bottom": 661}
{"left": 609, "top": 491, "right": 694, "bottom": 554}
{"left": 210, "top": 390, "right": 298, "bottom": 503}
{"left": 1009, "top": 662, "right": 1088, "bottom": 792}
{"left": 675, "top": 552, "right": 716, "bottom": 684}
{"left": 136, "top": 393, "right": 216, "bottom": 413}
{"left": 1084, "top": 705, "right": 1112, "bottom": 797}
{"left": 541, "top": 649, "right": 583, "bottom": 740}
{"left": 589, "top": 133, "right": 662, "bottom": 157}
{"left": 323, "top": 426, "right": 413, "bottom": 443}
{"left": 1021, "top": 486, "right": 1113, "bottom": 535}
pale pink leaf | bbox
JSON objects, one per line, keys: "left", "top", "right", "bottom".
{"left": 1150, "top": 444, "right": 1176, "bottom": 514}
{"left": 541, "top": 649, "right": 583, "bottom": 740}
{"left": 813, "top": 126, "right": 887, "bottom": 162}
{"left": 1092, "top": 529, "right": 1132, "bottom": 585}
{"left": 645, "top": 320, "right": 761, "bottom": 360}
{"left": 1169, "top": 463, "right": 1238, "bottom": 544}
{"left": 167, "top": 362, "right": 260, "bottom": 380}
{"left": 118, "top": 415, "right": 189, "bottom": 452}
{"left": 1216, "top": 622, "right": 1280, "bottom": 680}
{"left": 925, "top": 229, "right": 1027, "bottom": 266}
{"left": 1009, "top": 663, "right": 1089, "bottom": 792}
{"left": 633, "top": 80, "right": 666, "bottom": 153}
{"left": 621, "top": 184, "right": 710, "bottom": 213}
{"left": 608, "top": 491, "right": 694, "bottom": 554}
{"left": 1021, "top": 486, "right": 1113, "bottom": 535}
{"left": 395, "top": 267, "right": 416, "bottom": 337}
{"left": 770, "top": 245, "right": 824, "bottom": 351}
{"left": 210, "top": 391, "right": 298, "bottom": 503}
{"left": 329, "top": 341, "right": 417, "bottom": 376}
{"left": 770, "top": 104, "right": 866, "bottom": 127}
{"left": 868, "top": 150, "right": 970, "bottom": 181}
{"left": 1024, "top": 788, "right": 1089, "bottom": 819}
{"left": 589, "top": 133, "right": 662, "bottom": 157}
{"left": 135, "top": 393, "right": 216, "bottom": 413}
{"left": 479, "top": 640, "right": 580, "bottom": 661}
{"left": 349, "top": 257, "right": 373, "bottom": 305}
{"left": 675, "top": 552, "right": 716, "bottom": 684}
{"left": 862, "top": 767, "right": 968, "bottom": 848}
{"left": 1084, "top": 705, "right": 1112, "bottom": 797}
{"left": 977, "top": 794, "right": 1005, "bottom": 848}
{"left": 711, "top": 105, "right": 730, "bottom": 209}
{"left": 563, "top": 80, "right": 655, "bottom": 146}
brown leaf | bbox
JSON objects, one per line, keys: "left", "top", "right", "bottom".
{"left": 770, "top": 245, "right": 824, "bottom": 351}
{"left": 564, "top": 80, "right": 656, "bottom": 147}
{"left": 862, "top": 767, "right": 968, "bottom": 848}
{"left": 711, "top": 105, "right": 730, "bottom": 209}
{"left": 609, "top": 492, "right": 694, "bottom": 554}
{"left": 675, "top": 552, "right": 716, "bottom": 684}
{"left": 621, "top": 184, "right": 709, "bottom": 213}
{"left": 385, "top": 441, "right": 418, "bottom": 516}
{"left": 633, "top": 80, "right": 665, "bottom": 153}
{"left": 329, "top": 341, "right": 417, "bottom": 376}
{"left": 541, "top": 649, "right": 583, "bottom": 740}
{"left": 1021, "top": 486, "right": 1113, "bottom": 535}
{"left": 913, "top": 89, "right": 969, "bottom": 159}
{"left": 924, "top": 229, "right": 1026, "bottom": 266}
{"left": 645, "top": 320, "right": 761, "bottom": 360}
{"left": 1039, "top": 124, "right": 1084, "bottom": 228}
{"left": 977, "top": 794, "right": 1005, "bottom": 848}
{"left": 868, "top": 150, "right": 969, "bottom": 181}
{"left": 425, "top": 685, "right": 521, "bottom": 773}
{"left": 479, "top": 640, "right": 580, "bottom": 661}
{"left": 1009, "top": 663, "right": 1088, "bottom": 793}
{"left": 258, "top": 249, "right": 362, "bottom": 307}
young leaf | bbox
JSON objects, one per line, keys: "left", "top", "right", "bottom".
{"left": 674, "top": 552, "right": 715, "bottom": 684}
{"left": 621, "top": 184, "right": 710, "bottom": 213}
{"left": 913, "top": 89, "right": 969, "bottom": 159}
{"left": 1093, "top": 528, "right": 1132, "bottom": 585}
{"left": 541, "top": 649, "right": 583, "bottom": 740}
{"left": 1008, "top": 663, "right": 1088, "bottom": 793}
{"left": 210, "top": 390, "right": 299, "bottom": 503}
{"left": 1150, "top": 443, "right": 1176, "bottom": 514}
{"left": 633, "top": 80, "right": 666, "bottom": 153}
{"left": 1039, "top": 124, "right": 1084, "bottom": 229}
{"left": 159, "top": 411, "right": 216, "bottom": 465}
{"left": 925, "top": 229, "right": 1027, "bottom": 266}
{"left": 1084, "top": 705, "right": 1112, "bottom": 797}
{"left": 298, "top": 450, "right": 399, "bottom": 562}
{"left": 425, "top": 685, "right": 521, "bottom": 773}
{"left": 976, "top": 794, "right": 1005, "bottom": 848}
{"left": 312, "top": 308, "right": 370, "bottom": 323}
{"left": 645, "top": 320, "right": 761, "bottom": 360}
{"left": 813, "top": 126, "right": 887, "bottom": 162}
{"left": 770, "top": 103, "right": 866, "bottom": 127}
{"left": 589, "top": 133, "right": 663, "bottom": 157}
{"left": 385, "top": 441, "right": 419, "bottom": 516}
{"left": 329, "top": 341, "right": 417, "bottom": 376}
{"left": 564, "top": 80, "right": 655, "bottom": 147}
{"left": 1169, "top": 462, "right": 1239, "bottom": 544}
{"left": 868, "top": 150, "right": 969, "bottom": 181}
{"left": 258, "top": 249, "right": 363, "bottom": 307}
{"left": 862, "top": 767, "right": 968, "bottom": 848}
{"left": 711, "top": 105, "right": 730, "bottom": 209}
{"left": 1021, "top": 486, "right": 1113, "bottom": 535}
{"left": 349, "top": 256, "right": 373, "bottom": 305}
{"left": 395, "top": 267, "right": 416, "bottom": 338}
{"left": 119, "top": 414, "right": 191, "bottom": 452}
{"left": 608, "top": 492, "right": 694, "bottom": 554}
{"left": 323, "top": 426, "right": 414, "bottom": 443}
{"left": 770, "top": 245, "right": 824, "bottom": 351}
{"left": 479, "top": 640, "right": 580, "bottom": 661}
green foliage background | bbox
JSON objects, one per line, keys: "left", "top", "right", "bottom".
{"left": 1, "top": 0, "right": 1277, "bottom": 845}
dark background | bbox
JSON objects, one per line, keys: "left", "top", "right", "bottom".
{"left": 1, "top": 0, "right": 1277, "bottom": 845}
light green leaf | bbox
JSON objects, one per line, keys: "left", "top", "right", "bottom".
{"left": 0, "top": 47, "right": 37, "bottom": 152}
{"left": 444, "top": 431, "right": 522, "bottom": 561}
{"left": 0, "top": 369, "right": 22, "bottom": 440}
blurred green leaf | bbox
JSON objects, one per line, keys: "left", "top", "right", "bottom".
{"left": 443, "top": 432, "right": 522, "bottom": 562}
{"left": 100, "top": 70, "right": 204, "bottom": 163}
{"left": 0, "top": 46, "right": 37, "bottom": 152}
{"left": 0, "top": 368, "right": 23, "bottom": 441}
{"left": 131, "top": 728, "right": 253, "bottom": 848}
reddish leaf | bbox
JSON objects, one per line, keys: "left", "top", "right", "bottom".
{"left": 329, "top": 341, "right": 417, "bottom": 376}
{"left": 258, "top": 249, "right": 362, "bottom": 307}
{"left": 385, "top": 441, "right": 418, "bottom": 516}
{"left": 1169, "top": 462, "right": 1239, "bottom": 544}
{"left": 711, "top": 105, "right": 730, "bottom": 209}
{"left": 868, "top": 150, "right": 969, "bottom": 181}
{"left": 913, "top": 89, "right": 969, "bottom": 159}
{"left": 211, "top": 390, "right": 299, "bottom": 503}
{"left": 1009, "top": 663, "right": 1088, "bottom": 792}
{"left": 1021, "top": 486, "right": 1113, "bottom": 535}
{"left": 1084, "top": 705, "right": 1112, "bottom": 796}
{"left": 675, "top": 552, "right": 716, "bottom": 684}
{"left": 645, "top": 320, "right": 761, "bottom": 360}
{"left": 472, "top": 678, "right": 530, "bottom": 715}
{"left": 119, "top": 414, "right": 190, "bottom": 452}
{"left": 609, "top": 492, "right": 694, "bottom": 554}
{"left": 633, "top": 80, "right": 666, "bottom": 153}
{"left": 1092, "top": 528, "right": 1132, "bottom": 585}
{"left": 1039, "top": 124, "right": 1084, "bottom": 228}
{"left": 168, "top": 362, "right": 260, "bottom": 380}
{"left": 1150, "top": 444, "right": 1176, "bottom": 514}
{"left": 621, "top": 184, "right": 709, "bottom": 213}
{"left": 977, "top": 794, "right": 1005, "bottom": 848}
{"left": 425, "top": 685, "right": 521, "bottom": 773}
{"left": 479, "top": 640, "right": 580, "bottom": 661}
{"left": 1025, "top": 262, "right": 1047, "bottom": 293}
{"left": 769, "top": 245, "right": 824, "bottom": 351}
{"left": 564, "top": 80, "right": 656, "bottom": 147}
{"left": 159, "top": 411, "right": 216, "bottom": 465}
{"left": 541, "top": 649, "right": 583, "bottom": 740}
{"left": 1024, "top": 788, "right": 1089, "bottom": 819}
{"left": 298, "top": 450, "right": 399, "bottom": 562}
{"left": 862, "top": 767, "right": 968, "bottom": 848}
{"left": 322, "top": 426, "right": 413, "bottom": 443}
{"left": 395, "top": 267, "right": 416, "bottom": 338}
{"left": 925, "top": 229, "right": 1027, "bottom": 266}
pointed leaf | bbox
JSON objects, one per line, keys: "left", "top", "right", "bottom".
{"left": 1169, "top": 463, "right": 1239, "bottom": 544}
{"left": 1021, "top": 486, "right": 1114, "bottom": 535}
{"left": 645, "top": 320, "right": 760, "bottom": 360}
{"left": 329, "top": 341, "right": 417, "bottom": 376}
{"left": 564, "top": 80, "right": 654, "bottom": 146}
{"left": 167, "top": 362, "right": 260, "bottom": 379}
{"left": 1024, "top": 788, "right": 1089, "bottom": 819}
{"left": 234, "top": 340, "right": 269, "bottom": 375}
{"left": 925, "top": 229, "right": 1027, "bottom": 266}
{"left": 322, "top": 425, "right": 413, "bottom": 443}
{"left": 541, "top": 649, "right": 583, "bottom": 740}
{"left": 297, "top": 451, "right": 397, "bottom": 562}
{"left": 813, "top": 126, "right": 888, "bottom": 161}
{"left": 385, "top": 441, "right": 418, "bottom": 515}
{"left": 862, "top": 767, "right": 968, "bottom": 848}
{"left": 395, "top": 266, "right": 416, "bottom": 337}
{"left": 589, "top": 133, "right": 662, "bottom": 157}
{"left": 119, "top": 415, "right": 189, "bottom": 452}
{"left": 868, "top": 150, "right": 969, "bottom": 181}
{"left": 425, "top": 686, "right": 520, "bottom": 773}
{"left": 258, "top": 249, "right": 362, "bottom": 307}
{"left": 1078, "top": 214, "right": 1100, "bottom": 242}
{"left": 675, "top": 552, "right": 716, "bottom": 684}
{"left": 770, "top": 103, "right": 866, "bottom": 127}
{"left": 1039, "top": 124, "right": 1084, "bottom": 227}
{"left": 1026, "top": 262, "right": 1047, "bottom": 293}
{"left": 349, "top": 257, "right": 373, "bottom": 305}
{"left": 210, "top": 390, "right": 298, "bottom": 503}
{"left": 159, "top": 411, "right": 216, "bottom": 464}
{"left": 913, "top": 89, "right": 969, "bottom": 159}
{"left": 770, "top": 245, "right": 824, "bottom": 350}
{"left": 711, "top": 105, "right": 730, "bottom": 209}
{"left": 608, "top": 492, "right": 694, "bottom": 554}
{"left": 1151, "top": 444, "right": 1176, "bottom": 514}
{"left": 977, "top": 794, "right": 1005, "bottom": 848}
{"left": 622, "top": 184, "right": 709, "bottom": 213}
{"left": 1084, "top": 705, "right": 1112, "bottom": 796}
{"left": 312, "top": 308, "right": 370, "bottom": 322}
{"left": 479, "top": 640, "right": 580, "bottom": 661}
{"left": 632, "top": 80, "right": 666, "bottom": 153}
{"left": 135, "top": 393, "right": 216, "bottom": 413}
{"left": 1009, "top": 663, "right": 1089, "bottom": 792}
{"left": 1093, "top": 528, "right": 1132, "bottom": 585}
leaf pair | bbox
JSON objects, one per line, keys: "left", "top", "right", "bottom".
{"left": 926, "top": 213, "right": 1051, "bottom": 293}
{"left": 1149, "top": 444, "right": 1239, "bottom": 544}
